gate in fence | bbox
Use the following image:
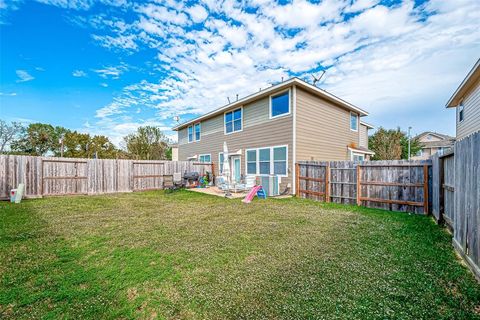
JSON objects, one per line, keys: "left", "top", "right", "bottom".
{"left": 296, "top": 160, "right": 431, "bottom": 214}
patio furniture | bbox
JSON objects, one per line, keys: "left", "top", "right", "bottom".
{"left": 173, "top": 172, "right": 183, "bottom": 188}
{"left": 233, "top": 175, "right": 256, "bottom": 193}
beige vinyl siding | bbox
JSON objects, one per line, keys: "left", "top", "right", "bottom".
{"left": 295, "top": 87, "right": 360, "bottom": 160}
{"left": 359, "top": 124, "right": 368, "bottom": 148}
{"left": 457, "top": 79, "right": 480, "bottom": 139}
{"left": 178, "top": 93, "right": 294, "bottom": 191}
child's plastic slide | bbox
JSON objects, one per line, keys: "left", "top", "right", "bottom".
{"left": 242, "top": 185, "right": 263, "bottom": 203}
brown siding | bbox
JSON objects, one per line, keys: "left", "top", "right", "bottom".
{"left": 178, "top": 92, "right": 294, "bottom": 191}
{"left": 295, "top": 87, "right": 360, "bottom": 161}
{"left": 359, "top": 124, "right": 368, "bottom": 148}
{"left": 457, "top": 78, "right": 480, "bottom": 139}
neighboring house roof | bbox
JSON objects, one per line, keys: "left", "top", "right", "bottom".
{"left": 172, "top": 77, "right": 369, "bottom": 131}
{"left": 446, "top": 58, "right": 480, "bottom": 108}
{"left": 360, "top": 121, "right": 374, "bottom": 129}
{"left": 414, "top": 131, "right": 455, "bottom": 148}
{"left": 421, "top": 140, "right": 455, "bottom": 148}
{"left": 414, "top": 131, "right": 455, "bottom": 141}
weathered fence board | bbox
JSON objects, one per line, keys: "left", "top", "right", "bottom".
{"left": 297, "top": 159, "right": 431, "bottom": 214}
{"left": 0, "top": 155, "right": 213, "bottom": 199}
{"left": 452, "top": 132, "right": 480, "bottom": 279}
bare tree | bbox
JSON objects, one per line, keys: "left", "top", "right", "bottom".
{"left": 0, "top": 120, "right": 24, "bottom": 153}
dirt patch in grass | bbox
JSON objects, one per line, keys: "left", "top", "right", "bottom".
{"left": 1, "top": 190, "right": 479, "bottom": 319}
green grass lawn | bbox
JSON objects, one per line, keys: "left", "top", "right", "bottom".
{"left": 1, "top": 190, "right": 479, "bottom": 319}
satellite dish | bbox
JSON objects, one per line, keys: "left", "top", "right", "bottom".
{"left": 312, "top": 70, "right": 326, "bottom": 86}
{"left": 173, "top": 115, "right": 180, "bottom": 123}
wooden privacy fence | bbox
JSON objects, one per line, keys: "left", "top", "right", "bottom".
{"left": 432, "top": 131, "right": 480, "bottom": 279}
{"left": 0, "top": 155, "right": 214, "bottom": 199}
{"left": 296, "top": 160, "right": 431, "bottom": 214}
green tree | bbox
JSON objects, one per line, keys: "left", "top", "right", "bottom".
{"left": 124, "top": 126, "right": 170, "bottom": 160}
{"left": 63, "top": 131, "right": 118, "bottom": 159}
{"left": 369, "top": 127, "right": 405, "bottom": 160}
{"left": 400, "top": 135, "right": 422, "bottom": 160}
{"left": 90, "top": 135, "right": 118, "bottom": 159}
{"left": 0, "top": 120, "right": 25, "bottom": 153}
{"left": 11, "top": 123, "right": 57, "bottom": 156}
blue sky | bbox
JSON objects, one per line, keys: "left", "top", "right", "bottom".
{"left": 1, "top": 0, "right": 479, "bottom": 145}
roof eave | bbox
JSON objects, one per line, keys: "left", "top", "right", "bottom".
{"left": 172, "top": 77, "right": 369, "bottom": 131}
{"left": 446, "top": 59, "right": 480, "bottom": 108}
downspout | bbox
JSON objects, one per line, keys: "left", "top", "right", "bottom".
{"left": 292, "top": 85, "right": 297, "bottom": 195}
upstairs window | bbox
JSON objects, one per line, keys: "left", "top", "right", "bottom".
{"left": 270, "top": 90, "right": 290, "bottom": 118}
{"left": 225, "top": 108, "right": 242, "bottom": 134}
{"left": 188, "top": 123, "right": 201, "bottom": 142}
{"left": 459, "top": 104, "right": 464, "bottom": 122}
{"left": 350, "top": 112, "right": 358, "bottom": 131}
{"left": 194, "top": 123, "right": 201, "bottom": 141}
{"left": 188, "top": 125, "right": 193, "bottom": 143}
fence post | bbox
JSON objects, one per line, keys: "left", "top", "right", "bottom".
{"left": 423, "top": 164, "right": 429, "bottom": 215}
{"left": 295, "top": 163, "right": 300, "bottom": 197}
{"left": 356, "top": 164, "right": 361, "bottom": 206}
{"left": 325, "top": 163, "right": 330, "bottom": 202}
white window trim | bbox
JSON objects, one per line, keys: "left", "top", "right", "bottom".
{"left": 269, "top": 88, "right": 291, "bottom": 120}
{"left": 198, "top": 153, "right": 211, "bottom": 163}
{"left": 188, "top": 123, "right": 201, "bottom": 143}
{"left": 351, "top": 152, "right": 365, "bottom": 161}
{"left": 218, "top": 152, "right": 224, "bottom": 174}
{"left": 224, "top": 107, "right": 243, "bottom": 135}
{"left": 194, "top": 122, "right": 201, "bottom": 142}
{"left": 458, "top": 103, "right": 464, "bottom": 123}
{"left": 245, "top": 144, "right": 288, "bottom": 178}
{"left": 350, "top": 112, "right": 358, "bottom": 132}
{"left": 187, "top": 125, "right": 193, "bottom": 143}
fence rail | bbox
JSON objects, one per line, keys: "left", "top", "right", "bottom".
{"left": 0, "top": 155, "right": 213, "bottom": 199}
{"left": 296, "top": 159, "right": 431, "bottom": 214}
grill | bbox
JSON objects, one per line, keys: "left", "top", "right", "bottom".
{"left": 183, "top": 172, "right": 199, "bottom": 184}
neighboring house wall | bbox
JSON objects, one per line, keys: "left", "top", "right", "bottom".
{"left": 178, "top": 91, "right": 294, "bottom": 190}
{"left": 457, "top": 79, "right": 480, "bottom": 139}
{"left": 295, "top": 87, "right": 360, "bottom": 161}
{"left": 359, "top": 124, "right": 368, "bottom": 148}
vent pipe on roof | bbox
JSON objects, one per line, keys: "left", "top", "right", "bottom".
{"left": 236, "top": 94, "right": 239, "bottom": 101}
{"left": 227, "top": 97, "right": 231, "bottom": 104}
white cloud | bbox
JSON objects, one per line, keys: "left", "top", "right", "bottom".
{"left": 0, "top": 92, "right": 17, "bottom": 96}
{"left": 91, "top": 34, "right": 138, "bottom": 51}
{"left": 72, "top": 69, "right": 87, "bottom": 77}
{"left": 186, "top": 4, "right": 208, "bottom": 23}
{"left": 93, "top": 64, "right": 127, "bottom": 79}
{"left": 137, "top": 3, "right": 189, "bottom": 26}
{"left": 35, "top": 0, "right": 93, "bottom": 10}
{"left": 8, "top": 0, "right": 479, "bottom": 141}
{"left": 16, "top": 70, "right": 34, "bottom": 82}
{"left": 345, "top": 0, "right": 379, "bottom": 13}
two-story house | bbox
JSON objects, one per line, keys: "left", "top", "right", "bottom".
{"left": 446, "top": 58, "right": 480, "bottom": 139}
{"left": 411, "top": 131, "right": 455, "bottom": 160}
{"left": 173, "top": 77, "right": 374, "bottom": 194}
